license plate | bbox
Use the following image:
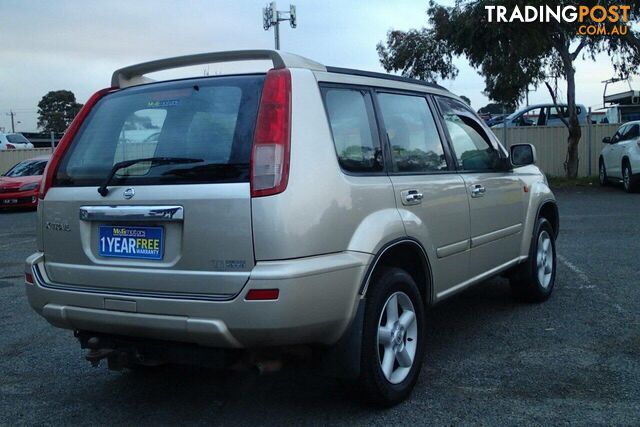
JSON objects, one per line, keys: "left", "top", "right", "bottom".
{"left": 2, "top": 199, "right": 18, "bottom": 204}
{"left": 99, "top": 226, "right": 164, "bottom": 260}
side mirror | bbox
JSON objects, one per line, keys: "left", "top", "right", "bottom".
{"left": 602, "top": 137, "right": 611, "bottom": 144}
{"left": 510, "top": 143, "right": 536, "bottom": 167}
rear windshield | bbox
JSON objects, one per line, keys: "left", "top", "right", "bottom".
{"left": 54, "top": 75, "right": 264, "bottom": 187}
{"left": 6, "top": 134, "right": 30, "bottom": 144}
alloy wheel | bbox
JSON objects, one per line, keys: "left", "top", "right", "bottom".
{"left": 536, "top": 230, "right": 553, "bottom": 288}
{"left": 377, "top": 291, "right": 418, "bottom": 384}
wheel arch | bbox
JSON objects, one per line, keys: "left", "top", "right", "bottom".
{"left": 359, "top": 238, "right": 433, "bottom": 307}
{"left": 622, "top": 156, "right": 631, "bottom": 168}
{"left": 537, "top": 200, "right": 559, "bottom": 238}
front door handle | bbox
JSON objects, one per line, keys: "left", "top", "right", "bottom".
{"left": 470, "top": 184, "right": 486, "bottom": 198}
{"left": 401, "top": 189, "right": 423, "bottom": 205}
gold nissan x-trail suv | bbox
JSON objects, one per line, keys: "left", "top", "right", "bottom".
{"left": 26, "top": 50, "right": 559, "bottom": 406}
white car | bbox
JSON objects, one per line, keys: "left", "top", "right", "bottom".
{"left": 599, "top": 121, "right": 640, "bottom": 192}
{"left": 0, "top": 133, "right": 35, "bottom": 150}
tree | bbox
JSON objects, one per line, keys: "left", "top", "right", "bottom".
{"left": 37, "top": 90, "right": 83, "bottom": 133}
{"left": 459, "top": 95, "right": 471, "bottom": 106}
{"left": 377, "top": 1, "right": 640, "bottom": 178}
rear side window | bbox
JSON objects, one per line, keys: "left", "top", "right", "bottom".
{"left": 55, "top": 75, "right": 264, "bottom": 187}
{"left": 322, "top": 88, "right": 383, "bottom": 173}
{"left": 377, "top": 93, "right": 448, "bottom": 172}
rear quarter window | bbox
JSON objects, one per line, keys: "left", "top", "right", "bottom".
{"left": 54, "top": 75, "right": 264, "bottom": 187}
{"left": 321, "top": 87, "right": 383, "bottom": 173}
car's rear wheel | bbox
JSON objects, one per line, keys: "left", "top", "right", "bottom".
{"left": 599, "top": 159, "right": 609, "bottom": 186}
{"left": 510, "top": 217, "right": 556, "bottom": 302}
{"left": 622, "top": 162, "right": 638, "bottom": 193}
{"left": 359, "top": 268, "right": 425, "bottom": 406}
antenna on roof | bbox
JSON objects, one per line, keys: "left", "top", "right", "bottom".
{"left": 262, "top": 2, "right": 297, "bottom": 50}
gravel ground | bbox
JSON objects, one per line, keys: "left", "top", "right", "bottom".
{"left": 0, "top": 185, "right": 638, "bottom": 425}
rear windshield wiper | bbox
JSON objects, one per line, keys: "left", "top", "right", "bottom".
{"left": 98, "top": 157, "right": 203, "bottom": 197}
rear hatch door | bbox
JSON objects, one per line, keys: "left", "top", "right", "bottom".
{"left": 40, "top": 75, "right": 264, "bottom": 300}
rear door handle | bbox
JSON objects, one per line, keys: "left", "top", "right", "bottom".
{"left": 79, "top": 205, "right": 184, "bottom": 222}
{"left": 470, "top": 184, "right": 486, "bottom": 198}
{"left": 401, "top": 189, "right": 423, "bottom": 206}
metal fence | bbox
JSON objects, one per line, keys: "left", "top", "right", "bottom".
{"left": 0, "top": 148, "right": 53, "bottom": 175}
{"left": 492, "top": 123, "right": 620, "bottom": 177}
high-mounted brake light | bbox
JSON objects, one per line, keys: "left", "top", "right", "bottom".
{"left": 38, "top": 87, "right": 116, "bottom": 200}
{"left": 250, "top": 68, "right": 291, "bottom": 198}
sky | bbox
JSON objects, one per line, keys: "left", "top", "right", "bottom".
{"left": 0, "top": 0, "right": 636, "bottom": 132}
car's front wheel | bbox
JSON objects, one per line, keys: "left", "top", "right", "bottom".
{"left": 359, "top": 268, "right": 425, "bottom": 406}
{"left": 622, "top": 162, "right": 638, "bottom": 193}
{"left": 510, "top": 217, "right": 557, "bottom": 302}
{"left": 599, "top": 159, "right": 609, "bottom": 186}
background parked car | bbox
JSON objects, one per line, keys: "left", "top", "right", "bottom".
{"left": 0, "top": 155, "right": 49, "bottom": 208}
{"left": 492, "top": 104, "right": 588, "bottom": 128}
{"left": 599, "top": 121, "right": 640, "bottom": 192}
{"left": 0, "top": 133, "right": 35, "bottom": 150}
{"left": 486, "top": 114, "right": 507, "bottom": 127}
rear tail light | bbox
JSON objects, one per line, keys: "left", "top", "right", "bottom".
{"left": 6, "top": 144, "right": 15, "bottom": 150}
{"left": 250, "top": 68, "right": 291, "bottom": 197}
{"left": 39, "top": 87, "right": 116, "bottom": 200}
{"left": 245, "top": 289, "right": 280, "bottom": 300}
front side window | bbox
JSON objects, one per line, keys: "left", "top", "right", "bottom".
{"left": 322, "top": 88, "right": 383, "bottom": 173}
{"left": 55, "top": 75, "right": 264, "bottom": 186}
{"left": 611, "top": 125, "right": 628, "bottom": 144}
{"left": 622, "top": 124, "right": 639, "bottom": 141}
{"left": 377, "top": 93, "right": 447, "bottom": 172}
{"left": 437, "top": 97, "right": 502, "bottom": 171}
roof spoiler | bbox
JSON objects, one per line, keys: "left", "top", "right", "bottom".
{"left": 111, "top": 49, "right": 326, "bottom": 88}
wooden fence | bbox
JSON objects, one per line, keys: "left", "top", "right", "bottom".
{"left": 492, "top": 123, "right": 620, "bottom": 177}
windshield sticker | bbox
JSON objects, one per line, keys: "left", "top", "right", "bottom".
{"left": 147, "top": 99, "right": 180, "bottom": 108}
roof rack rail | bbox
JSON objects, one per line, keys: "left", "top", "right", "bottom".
{"left": 111, "top": 50, "right": 326, "bottom": 88}
{"left": 325, "top": 66, "right": 447, "bottom": 91}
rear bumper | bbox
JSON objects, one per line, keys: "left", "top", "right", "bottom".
{"left": 25, "top": 251, "right": 371, "bottom": 348}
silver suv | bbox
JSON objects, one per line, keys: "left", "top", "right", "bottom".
{"left": 25, "top": 50, "right": 558, "bottom": 405}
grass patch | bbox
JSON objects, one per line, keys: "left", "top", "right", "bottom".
{"left": 547, "top": 175, "right": 599, "bottom": 187}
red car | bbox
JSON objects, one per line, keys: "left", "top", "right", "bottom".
{"left": 0, "top": 155, "right": 50, "bottom": 209}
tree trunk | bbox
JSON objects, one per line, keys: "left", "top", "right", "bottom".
{"left": 564, "top": 61, "right": 581, "bottom": 179}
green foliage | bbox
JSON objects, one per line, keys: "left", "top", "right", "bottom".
{"left": 37, "top": 90, "right": 83, "bottom": 133}
{"left": 478, "top": 102, "right": 516, "bottom": 114}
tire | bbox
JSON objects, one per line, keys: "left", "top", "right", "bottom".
{"left": 358, "top": 268, "right": 425, "bottom": 406}
{"left": 622, "top": 162, "right": 638, "bottom": 193}
{"left": 510, "top": 217, "right": 556, "bottom": 302}
{"left": 599, "top": 159, "right": 609, "bottom": 186}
